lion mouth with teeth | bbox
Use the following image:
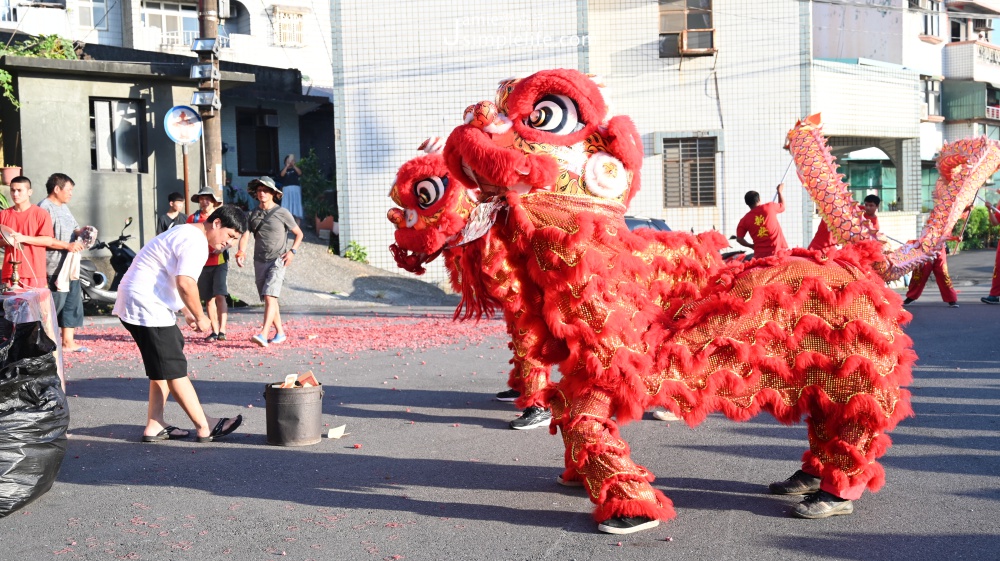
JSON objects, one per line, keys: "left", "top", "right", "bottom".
{"left": 386, "top": 140, "right": 478, "bottom": 275}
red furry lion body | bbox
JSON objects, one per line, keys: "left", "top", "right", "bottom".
{"left": 393, "top": 69, "right": 915, "bottom": 528}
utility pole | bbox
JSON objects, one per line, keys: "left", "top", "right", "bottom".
{"left": 198, "top": 0, "right": 223, "bottom": 199}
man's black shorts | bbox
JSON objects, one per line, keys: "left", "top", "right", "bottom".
{"left": 120, "top": 319, "right": 187, "bottom": 380}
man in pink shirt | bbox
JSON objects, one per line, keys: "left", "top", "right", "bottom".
{"left": 735, "top": 183, "right": 788, "bottom": 259}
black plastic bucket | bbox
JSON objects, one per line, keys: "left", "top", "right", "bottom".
{"left": 263, "top": 383, "right": 324, "bottom": 446}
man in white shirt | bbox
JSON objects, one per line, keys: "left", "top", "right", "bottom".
{"left": 114, "top": 204, "right": 247, "bottom": 443}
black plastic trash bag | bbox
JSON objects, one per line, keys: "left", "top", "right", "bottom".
{"left": 0, "top": 320, "right": 69, "bottom": 518}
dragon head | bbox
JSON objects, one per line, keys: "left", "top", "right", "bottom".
{"left": 387, "top": 138, "right": 478, "bottom": 274}
{"left": 443, "top": 69, "right": 644, "bottom": 206}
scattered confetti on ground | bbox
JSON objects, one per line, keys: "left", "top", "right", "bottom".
{"left": 67, "top": 315, "right": 506, "bottom": 367}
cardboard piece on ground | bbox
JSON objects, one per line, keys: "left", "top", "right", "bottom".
{"left": 327, "top": 425, "right": 346, "bottom": 439}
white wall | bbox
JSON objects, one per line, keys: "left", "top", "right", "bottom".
{"left": 221, "top": 0, "right": 335, "bottom": 95}
{"left": 812, "top": 0, "right": 904, "bottom": 63}
{"left": 586, "top": 0, "right": 809, "bottom": 246}
{"left": 812, "top": 61, "right": 921, "bottom": 138}
{"left": 331, "top": 0, "right": 583, "bottom": 281}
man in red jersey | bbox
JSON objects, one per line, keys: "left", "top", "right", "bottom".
{"left": 735, "top": 183, "right": 788, "bottom": 259}
{"left": 0, "top": 176, "right": 81, "bottom": 289}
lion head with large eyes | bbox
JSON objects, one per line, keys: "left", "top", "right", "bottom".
{"left": 443, "top": 69, "right": 644, "bottom": 206}
{"left": 387, "top": 139, "right": 478, "bottom": 274}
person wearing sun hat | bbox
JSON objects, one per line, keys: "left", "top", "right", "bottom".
{"left": 236, "top": 176, "right": 303, "bottom": 347}
{"left": 187, "top": 186, "right": 229, "bottom": 342}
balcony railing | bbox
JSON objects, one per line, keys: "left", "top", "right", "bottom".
{"left": 159, "top": 30, "right": 230, "bottom": 49}
{"left": 987, "top": 105, "right": 1000, "bottom": 119}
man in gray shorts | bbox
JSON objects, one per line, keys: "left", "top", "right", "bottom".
{"left": 39, "top": 173, "right": 87, "bottom": 352}
{"left": 235, "top": 176, "right": 303, "bottom": 347}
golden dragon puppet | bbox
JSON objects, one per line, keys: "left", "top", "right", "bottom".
{"left": 787, "top": 113, "right": 999, "bottom": 280}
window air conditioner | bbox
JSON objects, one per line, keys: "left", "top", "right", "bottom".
{"left": 920, "top": 103, "right": 929, "bottom": 120}
{"left": 263, "top": 114, "right": 280, "bottom": 128}
{"left": 680, "top": 29, "right": 716, "bottom": 55}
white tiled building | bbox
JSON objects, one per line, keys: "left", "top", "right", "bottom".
{"left": 332, "top": 0, "right": 955, "bottom": 282}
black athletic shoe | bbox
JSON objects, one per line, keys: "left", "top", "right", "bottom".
{"left": 982, "top": 296, "right": 1000, "bottom": 305}
{"left": 494, "top": 388, "right": 520, "bottom": 402}
{"left": 769, "top": 470, "right": 822, "bottom": 495}
{"left": 791, "top": 490, "right": 854, "bottom": 519}
{"left": 509, "top": 407, "right": 552, "bottom": 430}
{"left": 948, "top": 301, "right": 959, "bottom": 308}
{"left": 597, "top": 516, "right": 660, "bottom": 535}
{"left": 902, "top": 298, "right": 914, "bottom": 306}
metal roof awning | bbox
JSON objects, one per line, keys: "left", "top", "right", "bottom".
{"left": 0, "top": 56, "right": 255, "bottom": 86}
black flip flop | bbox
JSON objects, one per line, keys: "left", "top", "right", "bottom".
{"left": 141, "top": 425, "right": 189, "bottom": 442}
{"left": 197, "top": 415, "right": 243, "bottom": 443}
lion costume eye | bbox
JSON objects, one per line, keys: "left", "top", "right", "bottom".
{"left": 527, "top": 94, "right": 583, "bottom": 134}
{"left": 414, "top": 176, "right": 448, "bottom": 209}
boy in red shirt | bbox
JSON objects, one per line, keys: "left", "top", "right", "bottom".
{"left": 187, "top": 187, "right": 228, "bottom": 340}
{"left": 810, "top": 194, "right": 881, "bottom": 253}
{"left": 735, "top": 183, "right": 787, "bottom": 259}
{"left": 861, "top": 194, "right": 881, "bottom": 232}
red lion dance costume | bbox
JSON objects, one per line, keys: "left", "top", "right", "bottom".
{"left": 388, "top": 139, "right": 724, "bottom": 413}
{"left": 390, "top": 70, "right": 925, "bottom": 534}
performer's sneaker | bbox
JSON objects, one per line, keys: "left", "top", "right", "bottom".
{"left": 651, "top": 409, "right": 680, "bottom": 421}
{"left": 948, "top": 301, "right": 960, "bottom": 308}
{"left": 509, "top": 407, "right": 551, "bottom": 430}
{"left": 791, "top": 490, "right": 854, "bottom": 519}
{"left": 494, "top": 388, "right": 520, "bottom": 402}
{"left": 768, "top": 470, "right": 821, "bottom": 495}
{"left": 982, "top": 296, "right": 1000, "bottom": 305}
{"left": 902, "top": 298, "right": 914, "bottom": 306}
{"left": 597, "top": 516, "right": 660, "bottom": 535}
{"left": 556, "top": 474, "right": 584, "bottom": 487}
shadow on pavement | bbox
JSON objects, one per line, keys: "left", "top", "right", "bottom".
{"left": 55, "top": 437, "right": 598, "bottom": 532}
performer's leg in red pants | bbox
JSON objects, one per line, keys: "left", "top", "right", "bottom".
{"left": 931, "top": 254, "right": 958, "bottom": 303}
{"left": 990, "top": 245, "right": 1000, "bottom": 297}
{"left": 905, "top": 261, "right": 932, "bottom": 302}
{"left": 550, "top": 387, "right": 675, "bottom": 523}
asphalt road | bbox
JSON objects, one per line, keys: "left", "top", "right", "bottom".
{"left": 1, "top": 251, "right": 999, "bottom": 561}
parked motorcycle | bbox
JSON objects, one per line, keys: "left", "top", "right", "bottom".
{"left": 80, "top": 217, "right": 135, "bottom": 309}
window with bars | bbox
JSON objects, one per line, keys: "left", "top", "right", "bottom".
{"left": 272, "top": 8, "right": 303, "bottom": 46}
{"left": 662, "top": 137, "right": 716, "bottom": 208}
{"left": 659, "top": 0, "right": 715, "bottom": 58}
{"left": 90, "top": 99, "right": 147, "bottom": 173}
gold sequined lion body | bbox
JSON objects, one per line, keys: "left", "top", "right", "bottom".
{"left": 438, "top": 69, "right": 914, "bottom": 531}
